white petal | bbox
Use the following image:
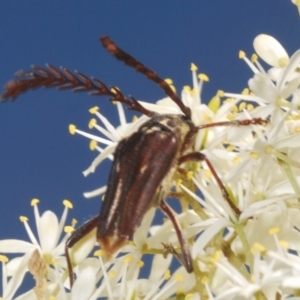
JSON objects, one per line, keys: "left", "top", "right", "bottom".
{"left": 253, "top": 34, "right": 289, "bottom": 67}
{"left": 277, "top": 49, "right": 300, "bottom": 92}
{"left": 133, "top": 208, "right": 155, "bottom": 247}
{"left": 71, "top": 266, "right": 96, "bottom": 300}
{"left": 282, "top": 276, "right": 300, "bottom": 288}
{"left": 70, "top": 227, "right": 96, "bottom": 265}
{"left": 83, "top": 185, "right": 107, "bottom": 198}
{"left": 83, "top": 144, "right": 116, "bottom": 176}
{"left": 192, "top": 218, "right": 230, "bottom": 258}
{"left": 148, "top": 253, "right": 172, "bottom": 282}
{"left": 14, "top": 290, "right": 36, "bottom": 300}
{"left": 94, "top": 110, "right": 121, "bottom": 141}
{"left": 38, "top": 211, "right": 59, "bottom": 252}
{"left": 275, "top": 132, "right": 300, "bottom": 149}
{"left": 0, "top": 239, "right": 35, "bottom": 253}
{"left": 139, "top": 99, "right": 181, "bottom": 114}
{"left": 248, "top": 73, "right": 278, "bottom": 103}
{"left": 240, "top": 197, "right": 286, "bottom": 221}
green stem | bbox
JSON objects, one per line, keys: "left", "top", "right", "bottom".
{"left": 182, "top": 190, "right": 209, "bottom": 220}
{"left": 221, "top": 240, "right": 251, "bottom": 280}
{"left": 254, "top": 291, "right": 268, "bottom": 300}
{"left": 235, "top": 222, "right": 253, "bottom": 271}
{"left": 294, "top": 289, "right": 300, "bottom": 296}
{"left": 278, "top": 158, "right": 300, "bottom": 202}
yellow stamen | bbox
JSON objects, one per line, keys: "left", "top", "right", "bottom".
{"left": 251, "top": 53, "right": 258, "bottom": 63}
{"left": 123, "top": 256, "right": 133, "bottom": 263}
{"left": 20, "top": 216, "right": 28, "bottom": 222}
{"left": 110, "top": 87, "right": 120, "bottom": 94}
{"left": 226, "top": 113, "right": 235, "bottom": 121}
{"left": 164, "top": 78, "right": 173, "bottom": 85}
{"left": 175, "top": 274, "right": 184, "bottom": 282}
{"left": 190, "top": 88, "right": 198, "bottom": 96}
{"left": 31, "top": 198, "right": 39, "bottom": 206}
{"left": 89, "top": 106, "right": 99, "bottom": 114}
{"left": 94, "top": 250, "right": 105, "bottom": 257}
{"left": 233, "top": 156, "right": 240, "bottom": 165}
{"left": 137, "top": 260, "right": 144, "bottom": 268}
{"left": 132, "top": 115, "right": 139, "bottom": 122}
{"left": 63, "top": 199, "right": 73, "bottom": 209}
{"left": 295, "top": 126, "right": 300, "bottom": 133}
{"left": 109, "top": 270, "right": 116, "bottom": 278}
{"left": 186, "top": 171, "right": 194, "bottom": 180}
{"left": 241, "top": 88, "right": 250, "bottom": 95}
{"left": 239, "top": 50, "right": 246, "bottom": 59}
{"left": 247, "top": 104, "right": 254, "bottom": 111}
{"left": 251, "top": 243, "right": 266, "bottom": 254}
{"left": 231, "top": 105, "right": 238, "bottom": 114}
{"left": 176, "top": 179, "right": 183, "bottom": 187}
{"left": 239, "top": 102, "right": 247, "bottom": 111}
{"left": 190, "top": 63, "right": 198, "bottom": 72}
{"left": 216, "top": 90, "right": 224, "bottom": 97}
{"left": 69, "top": 124, "right": 76, "bottom": 135}
{"left": 269, "top": 228, "right": 280, "bottom": 235}
{"left": 183, "top": 85, "right": 191, "bottom": 93}
{"left": 64, "top": 226, "right": 75, "bottom": 233}
{"left": 250, "top": 152, "right": 259, "bottom": 159}
{"left": 90, "top": 140, "right": 97, "bottom": 151}
{"left": 88, "top": 118, "right": 97, "bottom": 129}
{"left": 210, "top": 250, "right": 221, "bottom": 263}
{"left": 169, "top": 85, "right": 176, "bottom": 93}
{"left": 164, "top": 270, "right": 171, "bottom": 280}
{"left": 227, "top": 145, "right": 235, "bottom": 152}
{"left": 0, "top": 255, "right": 9, "bottom": 263}
{"left": 205, "top": 170, "right": 212, "bottom": 180}
{"left": 198, "top": 73, "right": 209, "bottom": 82}
{"left": 279, "top": 240, "right": 289, "bottom": 248}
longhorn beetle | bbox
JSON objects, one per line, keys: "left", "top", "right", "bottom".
{"left": 1, "top": 36, "right": 266, "bottom": 286}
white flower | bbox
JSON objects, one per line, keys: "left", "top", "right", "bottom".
{"left": 224, "top": 35, "right": 300, "bottom": 118}
{"left": 0, "top": 199, "right": 95, "bottom": 298}
{"left": 212, "top": 248, "right": 287, "bottom": 300}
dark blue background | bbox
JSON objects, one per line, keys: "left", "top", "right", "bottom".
{"left": 0, "top": 0, "right": 298, "bottom": 291}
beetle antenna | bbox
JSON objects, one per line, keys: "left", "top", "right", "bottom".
{"left": 100, "top": 36, "right": 191, "bottom": 119}
{"left": 1, "top": 65, "right": 153, "bottom": 116}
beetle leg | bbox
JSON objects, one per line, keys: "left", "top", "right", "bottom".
{"left": 160, "top": 200, "right": 193, "bottom": 273}
{"left": 65, "top": 214, "right": 99, "bottom": 287}
{"left": 179, "top": 152, "right": 241, "bottom": 215}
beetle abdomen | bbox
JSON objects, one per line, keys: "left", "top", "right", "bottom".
{"left": 97, "top": 116, "right": 186, "bottom": 258}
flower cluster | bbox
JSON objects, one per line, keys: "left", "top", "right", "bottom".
{"left": 2, "top": 30, "right": 300, "bottom": 300}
